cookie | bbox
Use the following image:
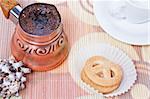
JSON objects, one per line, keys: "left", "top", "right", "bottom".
{"left": 81, "top": 69, "right": 119, "bottom": 94}
{"left": 81, "top": 56, "right": 123, "bottom": 94}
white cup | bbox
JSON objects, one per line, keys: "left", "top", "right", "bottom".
{"left": 125, "top": 0, "right": 150, "bottom": 24}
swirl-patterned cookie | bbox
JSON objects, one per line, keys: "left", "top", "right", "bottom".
{"left": 81, "top": 56, "right": 123, "bottom": 94}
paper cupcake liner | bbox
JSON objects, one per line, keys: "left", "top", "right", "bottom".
{"left": 68, "top": 43, "right": 137, "bottom": 97}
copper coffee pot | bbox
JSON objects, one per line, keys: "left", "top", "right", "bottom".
{"left": 0, "top": 0, "right": 69, "bottom": 71}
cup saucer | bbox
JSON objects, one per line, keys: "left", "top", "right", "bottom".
{"left": 93, "top": 0, "right": 150, "bottom": 45}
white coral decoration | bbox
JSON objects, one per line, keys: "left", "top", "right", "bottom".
{"left": 0, "top": 59, "right": 31, "bottom": 98}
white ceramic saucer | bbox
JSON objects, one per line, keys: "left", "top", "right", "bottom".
{"left": 93, "top": 0, "right": 150, "bottom": 45}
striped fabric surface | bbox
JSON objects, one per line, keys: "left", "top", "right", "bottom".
{"left": 0, "top": 0, "right": 149, "bottom": 99}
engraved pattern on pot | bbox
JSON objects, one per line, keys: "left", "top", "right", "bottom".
{"left": 16, "top": 34, "right": 65, "bottom": 56}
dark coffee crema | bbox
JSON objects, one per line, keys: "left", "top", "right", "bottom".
{"left": 19, "top": 3, "right": 61, "bottom": 36}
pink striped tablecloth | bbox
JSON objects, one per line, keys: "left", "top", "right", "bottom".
{"left": 0, "top": 0, "right": 149, "bottom": 99}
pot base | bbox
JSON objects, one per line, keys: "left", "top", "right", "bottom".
{"left": 12, "top": 48, "right": 69, "bottom": 72}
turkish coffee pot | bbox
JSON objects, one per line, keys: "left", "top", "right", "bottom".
{"left": 0, "top": 0, "right": 69, "bottom": 71}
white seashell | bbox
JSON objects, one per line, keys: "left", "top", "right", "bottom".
{"left": 9, "top": 59, "right": 15, "bottom": 64}
{"left": 20, "top": 83, "right": 25, "bottom": 89}
{"left": 1, "top": 66, "right": 10, "bottom": 73}
{"left": 0, "top": 64, "right": 3, "bottom": 69}
{"left": 0, "top": 59, "right": 31, "bottom": 98}
{"left": 21, "top": 67, "right": 31, "bottom": 74}
{"left": 3, "top": 80, "right": 11, "bottom": 86}
{"left": 16, "top": 72, "right": 22, "bottom": 79}
{"left": 20, "top": 76, "right": 26, "bottom": 82}
{"left": 13, "top": 61, "right": 23, "bottom": 69}
{"left": 15, "top": 92, "right": 19, "bottom": 97}
{"left": 9, "top": 82, "right": 20, "bottom": 94}
{"left": 8, "top": 74, "right": 15, "bottom": 82}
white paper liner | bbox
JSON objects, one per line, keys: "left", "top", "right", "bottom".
{"left": 68, "top": 43, "right": 137, "bottom": 97}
